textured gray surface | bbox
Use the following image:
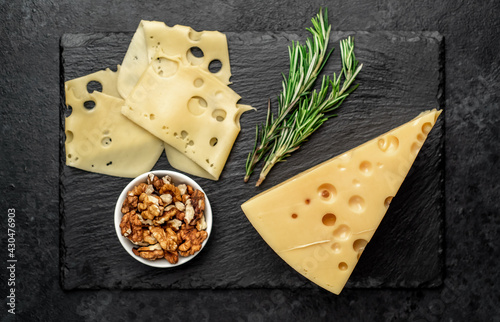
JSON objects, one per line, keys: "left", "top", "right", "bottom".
{"left": 0, "top": 1, "right": 499, "bottom": 321}
{"left": 60, "top": 31, "right": 444, "bottom": 290}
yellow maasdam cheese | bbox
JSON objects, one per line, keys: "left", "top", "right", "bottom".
{"left": 122, "top": 53, "right": 253, "bottom": 180}
{"left": 241, "top": 109, "right": 442, "bottom": 295}
{"left": 117, "top": 20, "right": 232, "bottom": 99}
{"left": 64, "top": 70, "right": 164, "bottom": 177}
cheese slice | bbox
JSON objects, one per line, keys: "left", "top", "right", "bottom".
{"left": 117, "top": 20, "right": 232, "bottom": 99}
{"left": 241, "top": 109, "right": 442, "bottom": 294}
{"left": 64, "top": 70, "right": 164, "bottom": 177}
{"left": 122, "top": 53, "right": 253, "bottom": 180}
{"left": 65, "top": 67, "right": 122, "bottom": 100}
{"left": 163, "top": 104, "right": 253, "bottom": 180}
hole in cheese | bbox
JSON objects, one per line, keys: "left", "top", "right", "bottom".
{"left": 333, "top": 225, "right": 352, "bottom": 240}
{"left": 291, "top": 213, "right": 298, "bottom": 219}
{"left": 188, "top": 140, "right": 194, "bottom": 146}
{"left": 411, "top": 142, "right": 421, "bottom": 156}
{"left": 194, "top": 78, "right": 204, "bottom": 88}
{"left": 187, "top": 47, "right": 204, "bottom": 66}
{"left": 65, "top": 105, "right": 72, "bottom": 117}
{"left": 318, "top": 183, "right": 337, "bottom": 202}
{"left": 187, "top": 96, "right": 208, "bottom": 116}
{"left": 153, "top": 57, "right": 179, "bottom": 78}
{"left": 322, "top": 213, "right": 336, "bottom": 226}
{"left": 422, "top": 122, "right": 432, "bottom": 135}
{"left": 215, "top": 91, "right": 223, "bottom": 99}
{"left": 83, "top": 100, "right": 96, "bottom": 110}
{"left": 338, "top": 262, "right": 348, "bottom": 271}
{"left": 101, "top": 137, "right": 112, "bottom": 147}
{"left": 212, "top": 109, "right": 227, "bottom": 122}
{"left": 353, "top": 239, "right": 368, "bottom": 253}
{"left": 188, "top": 29, "right": 202, "bottom": 41}
{"left": 348, "top": 195, "right": 365, "bottom": 213}
{"left": 209, "top": 137, "right": 218, "bottom": 146}
{"left": 209, "top": 59, "right": 222, "bottom": 73}
{"left": 65, "top": 131, "right": 74, "bottom": 144}
{"left": 359, "top": 161, "right": 373, "bottom": 175}
{"left": 181, "top": 131, "right": 188, "bottom": 139}
{"left": 331, "top": 243, "right": 341, "bottom": 253}
{"left": 149, "top": 114, "right": 155, "bottom": 120}
{"left": 305, "top": 199, "right": 311, "bottom": 205}
{"left": 384, "top": 196, "right": 393, "bottom": 208}
{"left": 378, "top": 135, "right": 399, "bottom": 153}
{"left": 417, "top": 133, "right": 425, "bottom": 142}
{"left": 86, "top": 81, "right": 102, "bottom": 93}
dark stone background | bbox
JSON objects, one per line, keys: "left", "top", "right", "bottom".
{"left": 0, "top": 1, "right": 499, "bottom": 321}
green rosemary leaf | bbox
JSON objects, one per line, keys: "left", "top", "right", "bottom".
{"left": 244, "top": 8, "right": 332, "bottom": 182}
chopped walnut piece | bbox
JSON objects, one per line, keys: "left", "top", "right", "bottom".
{"left": 175, "top": 201, "right": 186, "bottom": 212}
{"left": 121, "top": 195, "right": 138, "bottom": 214}
{"left": 130, "top": 183, "right": 148, "bottom": 196}
{"left": 164, "top": 251, "right": 178, "bottom": 264}
{"left": 160, "top": 194, "right": 173, "bottom": 206}
{"left": 137, "top": 214, "right": 154, "bottom": 226}
{"left": 177, "top": 229, "right": 208, "bottom": 257}
{"left": 153, "top": 205, "right": 179, "bottom": 226}
{"left": 184, "top": 199, "right": 195, "bottom": 224}
{"left": 125, "top": 213, "right": 144, "bottom": 244}
{"left": 119, "top": 212, "right": 133, "bottom": 237}
{"left": 166, "top": 218, "right": 183, "bottom": 231}
{"left": 191, "top": 189, "right": 206, "bottom": 215}
{"left": 178, "top": 184, "right": 187, "bottom": 196}
{"left": 162, "top": 175, "right": 172, "bottom": 185}
{"left": 132, "top": 243, "right": 164, "bottom": 260}
{"left": 165, "top": 227, "right": 179, "bottom": 252}
{"left": 196, "top": 215, "right": 207, "bottom": 231}
{"left": 145, "top": 184, "right": 155, "bottom": 195}
{"left": 149, "top": 226, "right": 178, "bottom": 252}
{"left": 138, "top": 193, "right": 161, "bottom": 220}
{"left": 152, "top": 175, "right": 165, "bottom": 191}
{"left": 160, "top": 183, "right": 182, "bottom": 202}
{"left": 142, "top": 229, "right": 157, "bottom": 245}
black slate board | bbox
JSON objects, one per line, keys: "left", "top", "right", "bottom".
{"left": 60, "top": 30, "right": 444, "bottom": 290}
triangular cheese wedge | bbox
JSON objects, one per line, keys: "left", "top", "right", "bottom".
{"left": 241, "top": 109, "right": 442, "bottom": 294}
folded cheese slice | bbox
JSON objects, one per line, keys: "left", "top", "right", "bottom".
{"left": 241, "top": 109, "right": 442, "bottom": 294}
{"left": 122, "top": 53, "right": 253, "bottom": 180}
{"left": 64, "top": 69, "right": 164, "bottom": 177}
{"left": 118, "top": 20, "right": 232, "bottom": 99}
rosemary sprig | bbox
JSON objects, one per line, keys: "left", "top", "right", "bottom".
{"left": 256, "top": 36, "right": 362, "bottom": 186}
{"left": 244, "top": 8, "right": 332, "bottom": 182}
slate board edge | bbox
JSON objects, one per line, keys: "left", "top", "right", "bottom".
{"left": 58, "top": 30, "right": 445, "bottom": 291}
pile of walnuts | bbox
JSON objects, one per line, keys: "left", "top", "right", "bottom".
{"left": 119, "top": 173, "right": 208, "bottom": 264}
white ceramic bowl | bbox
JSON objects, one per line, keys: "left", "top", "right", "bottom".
{"left": 114, "top": 170, "right": 212, "bottom": 268}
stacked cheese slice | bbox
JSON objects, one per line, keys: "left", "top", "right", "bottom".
{"left": 241, "top": 109, "right": 441, "bottom": 294}
{"left": 64, "top": 68, "right": 164, "bottom": 177}
{"left": 64, "top": 21, "right": 252, "bottom": 179}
